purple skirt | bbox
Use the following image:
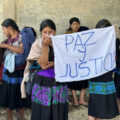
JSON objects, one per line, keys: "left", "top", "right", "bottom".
{"left": 31, "top": 68, "right": 69, "bottom": 120}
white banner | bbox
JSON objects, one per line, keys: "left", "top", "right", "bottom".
{"left": 52, "top": 26, "right": 116, "bottom": 82}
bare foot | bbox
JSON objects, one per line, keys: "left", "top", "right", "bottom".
{"left": 79, "top": 101, "right": 88, "bottom": 106}
{"left": 73, "top": 100, "right": 79, "bottom": 106}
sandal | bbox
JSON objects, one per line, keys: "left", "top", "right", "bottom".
{"left": 73, "top": 102, "right": 80, "bottom": 109}
{"left": 79, "top": 103, "right": 88, "bottom": 108}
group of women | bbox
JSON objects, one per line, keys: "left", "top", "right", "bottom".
{"left": 0, "top": 17, "right": 119, "bottom": 120}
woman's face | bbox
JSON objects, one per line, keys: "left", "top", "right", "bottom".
{"left": 2, "top": 26, "right": 11, "bottom": 37}
{"left": 70, "top": 21, "right": 80, "bottom": 32}
{"left": 41, "top": 27, "right": 56, "bottom": 37}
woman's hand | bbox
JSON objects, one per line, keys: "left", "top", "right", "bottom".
{"left": 0, "top": 43, "right": 8, "bottom": 48}
{"left": 114, "top": 25, "right": 120, "bottom": 38}
{"left": 41, "top": 61, "right": 54, "bottom": 69}
{"left": 42, "top": 36, "right": 52, "bottom": 47}
{"left": 0, "top": 43, "right": 23, "bottom": 54}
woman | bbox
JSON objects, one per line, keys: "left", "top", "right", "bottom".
{"left": 114, "top": 26, "right": 120, "bottom": 110}
{"left": 66, "top": 17, "right": 89, "bottom": 108}
{"left": 88, "top": 19, "right": 119, "bottom": 120}
{"left": 66, "top": 17, "right": 89, "bottom": 33}
{"left": 21, "top": 19, "right": 69, "bottom": 120}
{"left": 0, "top": 18, "right": 36, "bottom": 120}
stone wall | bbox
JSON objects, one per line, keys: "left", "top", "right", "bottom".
{"left": 0, "top": 0, "right": 3, "bottom": 40}
{"left": 0, "top": 0, "right": 120, "bottom": 37}
{"left": 16, "top": 0, "right": 120, "bottom": 35}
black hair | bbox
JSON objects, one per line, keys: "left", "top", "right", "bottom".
{"left": 24, "top": 26, "right": 36, "bottom": 37}
{"left": 69, "top": 17, "right": 80, "bottom": 25}
{"left": 67, "top": 17, "right": 80, "bottom": 31}
{"left": 1, "top": 18, "right": 19, "bottom": 32}
{"left": 40, "top": 19, "right": 56, "bottom": 32}
{"left": 95, "top": 19, "right": 112, "bottom": 28}
{"left": 31, "top": 27, "right": 36, "bottom": 37}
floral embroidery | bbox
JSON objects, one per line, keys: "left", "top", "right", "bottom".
{"left": 32, "top": 84, "right": 69, "bottom": 106}
{"left": 89, "top": 81, "right": 116, "bottom": 95}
